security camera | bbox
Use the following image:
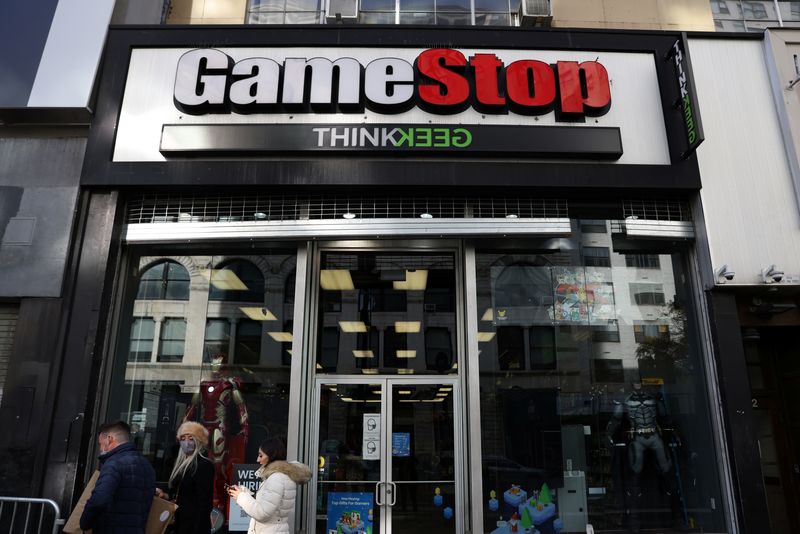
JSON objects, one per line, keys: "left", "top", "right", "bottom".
{"left": 760, "top": 265, "right": 784, "bottom": 284}
{"left": 714, "top": 264, "right": 735, "bottom": 284}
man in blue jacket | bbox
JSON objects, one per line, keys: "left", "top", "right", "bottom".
{"left": 80, "top": 421, "right": 156, "bottom": 533}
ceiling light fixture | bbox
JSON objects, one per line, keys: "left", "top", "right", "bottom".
{"left": 343, "top": 212, "right": 356, "bottom": 219}
{"left": 254, "top": 212, "right": 267, "bottom": 220}
{"left": 352, "top": 350, "right": 375, "bottom": 358}
{"left": 396, "top": 350, "right": 417, "bottom": 358}
{"left": 339, "top": 321, "right": 368, "bottom": 332}
{"left": 505, "top": 213, "right": 519, "bottom": 219}
{"left": 393, "top": 270, "right": 428, "bottom": 290}
{"left": 477, "top": 332, "right": 496, "bottom": 342}
{"left": 320, "top": 270, "right": 355, "bottom": 290}
{"left": 267, "top": 332, "right": 293, "bottom": 342}
{"left": 420, "top": 212, "right": 433, "bottom": 219}
{"left": 395, "top": 321, "right": 421, "bottom": 333}
{"left": 239, "top": 307, "right": 277, "bottom": 321}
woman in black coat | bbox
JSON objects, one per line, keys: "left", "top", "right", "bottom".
{"left": 156, "top": 421, "right": 214, "bottom": 534}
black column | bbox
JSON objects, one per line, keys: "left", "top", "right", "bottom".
{"left": 707, "top": 291, "right": 770, "bottom": 533}
{"left": 40, "top": 190, "right": 123, "bottom": 513}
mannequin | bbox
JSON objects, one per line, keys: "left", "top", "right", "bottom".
{"left": 607, "top": 382, "right": 677, "bottom": 533}
{"left": 184, "top": 356, "right": 249, "bottom": 516}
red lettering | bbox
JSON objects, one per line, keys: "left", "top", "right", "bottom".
{"left": 505, "top": 60, "right": 556, "bottom": 112}
{"left": 469, "top": 54, "right": 506, "bottom": 108}
{"left": 557, "top": 61, "right": 611, "bottom": 116}
{"left": 417, "top": 49, "right": 470, "bottom": 110}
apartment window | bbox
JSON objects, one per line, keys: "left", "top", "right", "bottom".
{"left": 204, "top": 319, "right": 230, "bottom": 363}
{"left": 790, "top": 1, "right": 800, "bottom": 19}
{"left": 711, "top": 0, "right": 730, "bottom": 14}
{"left": 579, "top": 219, "right": 607, "bottom": 233}
{"left": 625, "top": 254, "right": 661, "bottom": 269}
{"left": 247, "top": 0, "right": 322, "bottom": 23}
{"left": 591, "top": 320, "right": 620, "bottom": 342}
{"left": 129, "top": 318, "right": 155, "bottom": 362}
{"left": 593, "top": 358, "right": 624, "bottom": 382}
{"left": 633, "top": 323, "right": 670, "bottom": 343}
{"left": 630, "top": 283, "right": 666, "bottom": 306}
{"left": 234, "top": 320, "right": 262, "bottom": 365}
{"left": 137, "top": 261, "right": 190, "bottom": 300}
{"left": 582, "top": 247, "right": 611, "bottom": 267}
{"left": 158, "top": 318, "right": 187, "bottom": 362}
{"left": 742, "top": 1, "right": 768, "bottom": 18}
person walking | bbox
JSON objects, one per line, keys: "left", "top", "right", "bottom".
{"left": 79, "top": 421, "right": 156, "bottom": 534}
{"left": 227, "top": 437, "right": 311, "bottom": 534}
{"left": 155, "top": 421, "right": 214, "bottom": 534}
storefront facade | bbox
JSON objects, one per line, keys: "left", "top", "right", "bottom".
{"left": 55, "top": 26, "right": 738, "bottom": 534}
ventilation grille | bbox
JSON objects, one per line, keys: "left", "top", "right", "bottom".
{"left": 126, "top": 194, "right": 569, "bottom": 224}
{"left": 622, "top": 200, "right": 691, "bottom": 222}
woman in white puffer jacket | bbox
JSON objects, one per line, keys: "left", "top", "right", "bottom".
{"left": 227, "top": 438, "right": 312, "bottom": 534}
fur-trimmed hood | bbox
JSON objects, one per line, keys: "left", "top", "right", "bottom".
{"left": 256, "top": 461, "right": 312, "bottom": 485}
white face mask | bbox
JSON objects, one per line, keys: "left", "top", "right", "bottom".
{"left": 180, "top": 439, "right": 196, "bottom": 455}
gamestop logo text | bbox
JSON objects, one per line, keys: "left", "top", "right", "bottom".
{"left": 173, "top": 48, "right": 611, "bottom": 118}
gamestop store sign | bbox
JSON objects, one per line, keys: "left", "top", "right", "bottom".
{"left": 114, "top": 46, "right": 670, "bottom": 164}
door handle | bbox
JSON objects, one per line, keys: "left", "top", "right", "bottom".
{"left": 387, "top": 481, "right": 397, "bottom": 506}
{"left": 375, "top": 481, "right": 385, "bottom": 506}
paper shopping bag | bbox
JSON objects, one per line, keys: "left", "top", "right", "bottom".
{"left": 63, "top": 470, "right": 100, "bottom": 534}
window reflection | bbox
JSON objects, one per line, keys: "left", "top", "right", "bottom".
{"left": 476, "top": 223, "right": 725, "bottom": 533}
{"left": 317, "top": 251, "right": 457, "bottom": 375}
{"left": 107, "top": 250, "right": 296, "bottom": 526}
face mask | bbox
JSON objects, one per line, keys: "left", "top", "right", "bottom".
{"left": 180, "top": 440, "right": 196, "bottom": 455}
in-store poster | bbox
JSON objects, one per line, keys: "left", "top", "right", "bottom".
{"left": 228, "top": 463, "right": 261, "bottom": 531}
{"left": 392, "top": 432, "right": 410, "bottom": 457}
{"left": 327, "top": 492, "right": 374, "bottom": 534}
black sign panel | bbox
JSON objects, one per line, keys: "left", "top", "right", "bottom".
{"left": 668, "top": 34, "right": 704, "bottom": 158}
{"left": 160, "top": 123, "right": 623, "bottom": 159}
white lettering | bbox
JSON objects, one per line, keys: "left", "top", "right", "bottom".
{"left": 364, "top": 58, "right": 414, "bottom": 107}
{"left": 282, "top": 57, "right": 362, "bottom": 106}
{"left": 174, "top": 49, "right": 229, "bottom": 107}
{"left": 229, "top": 58, "right": 281, "bottom": 105}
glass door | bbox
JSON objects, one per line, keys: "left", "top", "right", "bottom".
{"left": 312, "top": 377, "right": 462, "bottom": 534}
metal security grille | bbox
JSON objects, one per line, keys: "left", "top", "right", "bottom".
{"left": 126, "top": 194, "right": 569, "bottom": 224}
{"left": 622, "top": 199, "right": 692, "bottom": 221}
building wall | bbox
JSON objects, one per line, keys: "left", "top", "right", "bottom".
{"left": 690, "top": 37, "right": 800, "bottom": 286}
{"left": 552, "top": 0, "right": 715, "bottom": 31}
{"left": 167, "top": 0, "right": 247, "bottom": 24}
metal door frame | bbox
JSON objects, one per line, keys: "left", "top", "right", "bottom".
{"left": 308, "top": 375, "right": 463, "bottom": 534}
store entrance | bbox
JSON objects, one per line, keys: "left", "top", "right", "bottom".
{"left": 744, "top": 327, "right": 800, "bottom": 534}
{"left": 311, "top": 377, "right": 462, "bottom": 534}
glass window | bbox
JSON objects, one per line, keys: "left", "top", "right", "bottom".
{"left": 158, "top": 318, "right": 186, "bottom": 362}
{"left": 579, "top": 219, "right": 607, "bottom": 233}
{"left": 361, "top": 0, "right": 395, "bottom": 10}
{"left": 630, "top": 283, "right": 666, "bottom": 306}
{"left": 203, "top": 319, "right": 230, "bottom": 363}
{"left": 582, "top": 247, "right": 611, "bottom": 267}
{"left": 129, "top": 318, "right": 155, "bottom": 362}
{"left": 316, "top": 251, "right": 457, "bottom": 375}
{"left": 743, "top": 1, "right": 768, "bottom": 18}
{"left": 107, "top": 250, "right": 297, "bottom": 525}
{"left": 625, "top": 254, "right": 661, "bottom": 269}
{"left": 137, "top": 260, "right": 190, "bottom": 300}
{"left": 475, "top": 228, "right": 726, "bottom": 533}
{"left": 711, "top": 0, "right": 730, "bottom": 14}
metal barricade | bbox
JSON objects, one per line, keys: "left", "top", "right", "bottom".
{"left": 0, "top": 496, "right": 64, "bottom": 534}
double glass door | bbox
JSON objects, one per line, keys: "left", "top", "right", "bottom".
{"left": 312, "top": 377, "right": 462, "bottom": 534}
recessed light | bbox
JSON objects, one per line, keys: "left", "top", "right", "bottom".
{"left": 267, "top": 332, "right": 293, "bottom": 342}
{"left": 339, "top": 321, "right": 368, "bottom": 332}
{"left": 320, "top": 270, "right": 355, "bottom": 290}
{"left": 353, "top": 350, "right": 375, "bottom": 358}
{"left": 239, "top": 307, "right": 277, "bottom": 321}
{"left": 343, "top": 212, "right": 356, "bottom": 219}
{"left": 395, "top": 321, "right": 421, "bottom": 333}
{"left": 396, "top": 350, "right": 416, "bottom": 358}
{"left": 393, "top": 270, "right": 428, "bottom": 290}
{"left": 477, "top": 332, "right": 496, "bottom": 342}
{"left": 420, "top": 212, "right": 433, "bottom": 219}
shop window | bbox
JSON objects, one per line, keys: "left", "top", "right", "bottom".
{"left": 579, "top": 219, "right": 607, "bottom": 233}
{"left": 582, "top": 247, "right": 611, "bottom": 267}
{"left": 316, "top": 251, "right": 456, "bottom": 374}
{"left": 107, "top": 250, "right": 297, "bottom": 507}
{"left": 209, "top": 259, "right": 265, "bottom": 303}
{"left": 475, "top": 237, "right": 726, "bottom": 533}
{"left": 234, "top": 319, "right": 262, "bottom": 365}
{"left": 625, "top": 254, "right": 661, "bottom": 269}
{"left": 630, "top": 283, "right": 666, "bottom": 306}
{"left": 634, "top": 323, "right": 670, "bottom": 343}
{"left": 137, "top": 260, "right": 190, "bottom": 300}
{"left": 203, "top": 319, "right": 230, "bottom": 363}
{"left": 591, "top": 319, "right": 620, "bottom": 342}
{"left": 129, "top": 318, "right": 155, "bottom": 362}
{"left": 157, "top": 318, "right": 186, "bottom": 362}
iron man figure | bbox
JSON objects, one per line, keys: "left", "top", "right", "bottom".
{"left": 184, "top": 356, "right": 249, "bottom": 515}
